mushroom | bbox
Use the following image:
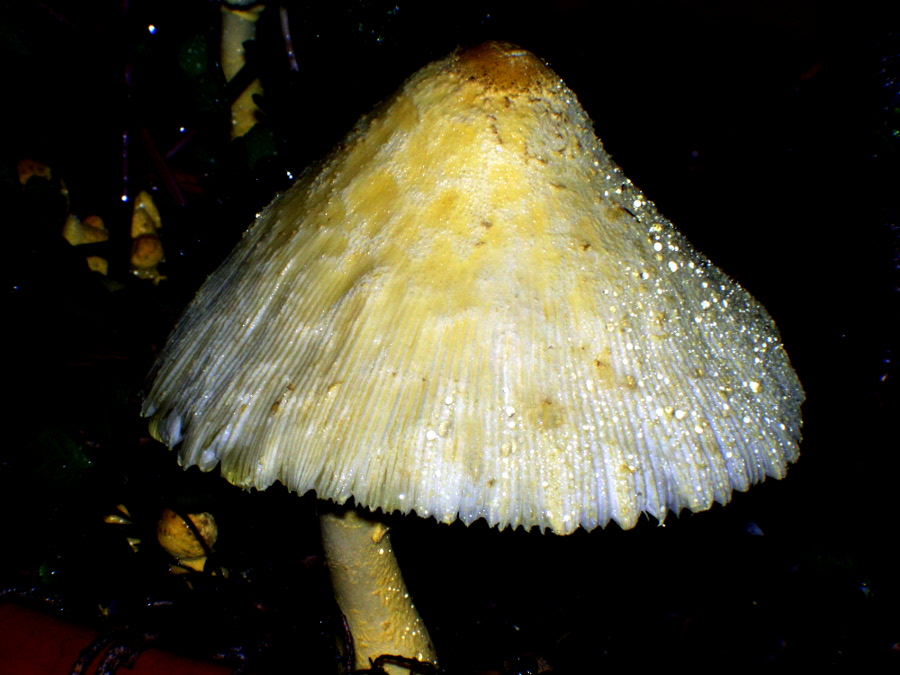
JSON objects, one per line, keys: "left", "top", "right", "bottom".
{"left": 143, "top": 41, "right": 803, "bottom": 671}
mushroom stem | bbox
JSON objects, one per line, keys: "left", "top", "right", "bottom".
{"left": 320, "top": 508, "right": 436, "bottom": 674}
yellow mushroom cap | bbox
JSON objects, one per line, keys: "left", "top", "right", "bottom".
{"left": 144, "top": 42, "right": 803, "bottom": 535}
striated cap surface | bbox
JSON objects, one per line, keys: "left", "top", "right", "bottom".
{"left": 144, "top": 42, "right": 804, "bottom": 534}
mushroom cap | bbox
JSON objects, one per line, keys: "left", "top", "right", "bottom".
{"left": 144, "top": 42, "right": 803, "bottom": 534}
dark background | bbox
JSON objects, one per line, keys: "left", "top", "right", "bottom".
{"left": 3, "top": 1, "right": 898, "bottom": 673}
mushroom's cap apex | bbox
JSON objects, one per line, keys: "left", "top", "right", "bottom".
{"left": 454, "top": 41, "right": 558, "bottom": 93}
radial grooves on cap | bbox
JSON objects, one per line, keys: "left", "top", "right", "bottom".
{"left": 144, "top": 44, "right": 803, "bottom": 535}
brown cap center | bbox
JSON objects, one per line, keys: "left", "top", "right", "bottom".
{"left": 454, "top": 41, "right": 558, "bottom": 93}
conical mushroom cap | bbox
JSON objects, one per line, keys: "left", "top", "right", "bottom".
{"left": 144, "top": 42, "right": 803, "bottom": 534}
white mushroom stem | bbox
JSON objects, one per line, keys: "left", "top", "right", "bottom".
{"left": 320, "top": 508, "right": 436, "bottom": 674}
